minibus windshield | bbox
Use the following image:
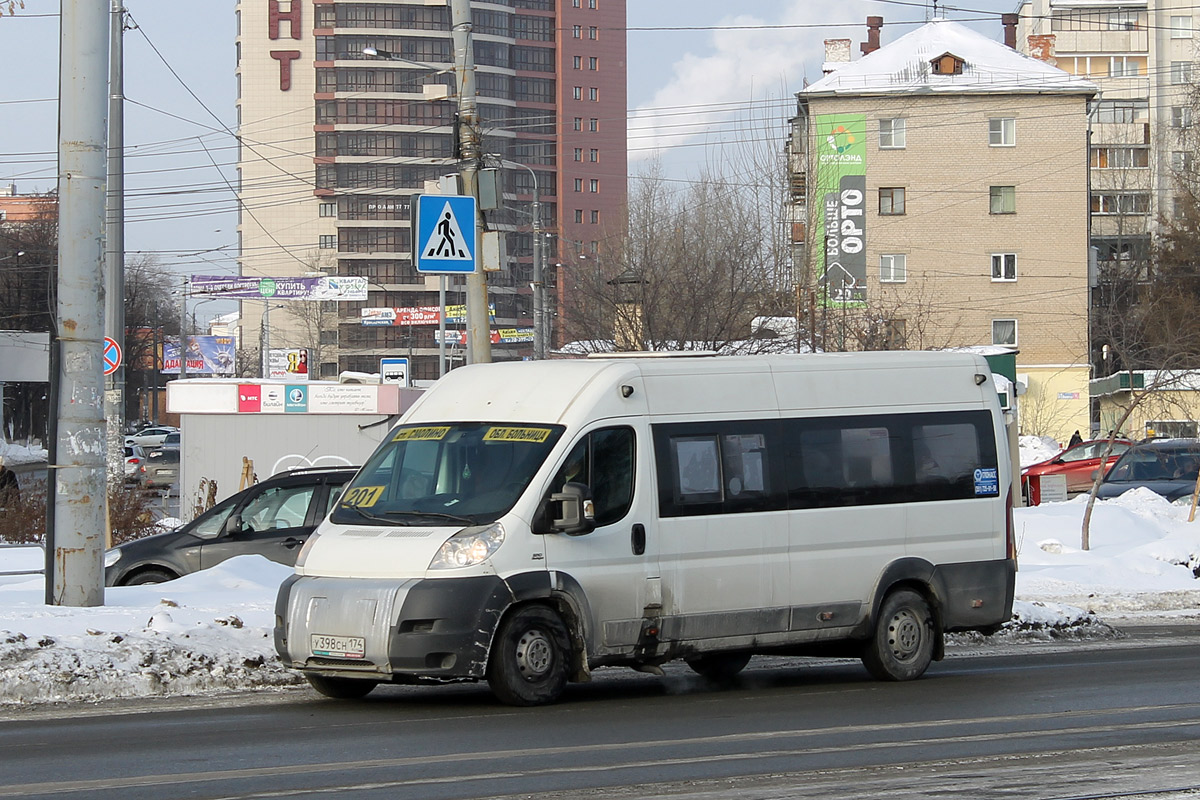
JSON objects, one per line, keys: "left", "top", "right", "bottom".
{"left": 330, "top": 422, "right": 565, "bottom": 526}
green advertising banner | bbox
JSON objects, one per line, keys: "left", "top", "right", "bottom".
{"left": 814, "top": 113, "right": 868, "bottom": 305}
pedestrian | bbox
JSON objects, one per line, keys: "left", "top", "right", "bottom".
{"left": 0, "top": 456, "right": 19, "bottom": 511}
{"left": 1068, "top": 430, "right": 1083, "bottom": 448}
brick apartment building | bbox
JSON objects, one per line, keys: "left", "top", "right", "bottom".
{"left": 236, "top": 0, "right": 627, "bottom": 380}
{"left": 788, "top": 18, "right": 1097, "bottom": 442}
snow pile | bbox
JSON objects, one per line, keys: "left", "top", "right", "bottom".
{"left": 1019, "top": 434, "right": 1062, "bottom": 467}
{"left": 0, "top": 440, "right": 48, "bottom": 468}
{"left": 1015, "top": 488, "right": 1200, "bottom": 614}
{"left": 0, "top": 490, "right": 1197, "bottom": 706}
{"left": 0, "top": 557, "right": 301, "bottom": 705}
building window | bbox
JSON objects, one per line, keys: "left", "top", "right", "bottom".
{"left": 573, "top": 86, "right": 582, "bottom": 100}
{"left": 885, "top": 319, "right": 907, "bottom": 349}
{"left": 989, "top": 186, "right": 1016, "bottom": 214}
{"left": 589, "top": 56, "right": 598, "bottom": 70}
{"left": 1108, "top": 10, "right": 1139, "bottom": 30}
{"left": 318, "top": 202, "right": 337, "bottom": 218}
{"left": 992, "top": 319, "right": 1017, "bottom": 346}
{"left": 573, "top": 55, "right": 581, "bottom": 69}
{"left": 319, "top": 234, "right": 337, "bottom": 249}
{"left": 589, "top": 87, "right": 598, "bottom": 101}
{"left": 574, "top": 147, "right": 583, "bottom": 161}
{"left": 573, "top": 0, "right": 580, "bottom": 6}
{"left": 1092, "top": 99, "right": 1148, "bottom": 123}
{"left": 589, "top": 0, "right": 596, "bottom": 7}
{"left": 1171, "top": 61, "right": 1192, "bottom": 84}
{"left": 590, "top": 241, "right": 598, "bottom": 254}
{"left": 878, "top": 187, "right": 905, "bottom": 215}
{"left": 989, "top": 117, "right": 1015, "bottom": 146}
{"left": 1172, "top": 151, "right": 1193, "bottom": 172}
{"left": 1172, "top": 107, "right": 1193, "bottom": 128}
{"left": 589, "top": 26, "right": 597, "bottom": 39}
{"left": 879, "top": 118, "right": 906, "bottom": 149}
{"left": 1091, "top": 193, "right": 1151, "bottom": 215}
{"left": 1171, "top": 15, "right": 1192, "bottom": 38}
{"left": 574, "top": 117, "right": 582, "bottom": 131}
{"left": 1091, "top": 146, "right": 1149, "bottom": 168}
{"left": 1108, "top": 56, "right": 1141, "bottom": 77}
{"left": 880, "top": 254, "right": 906, "bottom": 283}
{"left": 574, "top": 178, "right": 583, "bottom": 192}
{"left": 590, "top": 210, "right": 599, "bottom": 224}
{"left": 574, "top": 209, "right": 583, "bottom": 223}
{"left": 589, "top": 118, "right": 598, "bottom": 131}
{"left": 991, "top": 253, "right": 1017, "bottom": 281}
{"left": 590, "top": 179, "right": 599, "bottom": 192}
{"left": 573, "top": 25, "right": 581, "bottom": 38}
{"left": 589, "top": 148, "right": 598, "bottom": 162}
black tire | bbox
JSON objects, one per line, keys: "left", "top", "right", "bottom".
{"left": 486, "top": 606, "right": 570, "bottom": 706}
{"left": 685, "top": 652, "right": 751, "bottom": 684}
{"left": 122, "top": 569, "right": 177, "bottom": 586}
{"left": 861, "top": 589, "right": 936, "bottom": 681}
{"left": 305, "top": 674, "right": 378, "bottom": 700}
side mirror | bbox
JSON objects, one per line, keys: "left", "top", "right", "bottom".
{"left": 538, "top": 481, "right": 595, "bottom": 535}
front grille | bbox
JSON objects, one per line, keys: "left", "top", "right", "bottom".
{"left": 306, "top": 657, "right": 377, "bottom": 669}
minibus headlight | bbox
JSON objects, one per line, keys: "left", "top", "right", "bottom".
{"left": 294, "top": 531, "right": 320, "bottom": 569}
{"left": 104, "top": 548, "right": 121, "bottom": 568}
{"left": 429, "top": 523, "right": 505, "bottom": 570}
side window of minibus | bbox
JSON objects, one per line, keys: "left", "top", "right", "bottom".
{"left": 550, "top": 427, "right": 635, "bottom": 527}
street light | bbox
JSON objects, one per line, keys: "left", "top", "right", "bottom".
{"left": 496, "top": 160, "right": 547, "bottom": 360}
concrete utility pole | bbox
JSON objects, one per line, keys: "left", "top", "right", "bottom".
{"left": 449, "top": 0, "right": 492, "bottom": 364}
{"left": 53, "top": 0, "right": 112, "bottom": 606}
{"left": 104, "top": 0, "right": 126, "bottom": 491}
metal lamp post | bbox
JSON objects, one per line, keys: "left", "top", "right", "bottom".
{"left": 497, "top": 160, "right": 546, "bottom": 359}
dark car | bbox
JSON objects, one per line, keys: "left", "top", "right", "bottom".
{"left": 1095, "top": 438, "right": 1200, "bottom": 502}
{"left": 1021, "top": 438, "right": 1132, "bottom": 502}
{"left": 142, "top": 448, "right": 180, "bottom": 490}
{"left": 104, "top": 466, "right": 357, "bottom": 586}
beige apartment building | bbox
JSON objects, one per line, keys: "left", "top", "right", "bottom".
{"left": 789, "top": 18, "right": 1098, "bottom": 442}
{"left": 1017, "top": 0, "right": 1197, "bottom": 265}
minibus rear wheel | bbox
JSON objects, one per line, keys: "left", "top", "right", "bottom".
{"left": 861, "top": 589, "right": 935, "bottom": 681}
{"left": 487, "top": 605, "right": 570, "bottom": 706}
{"left": 305, "top": 674, "right": 378, "bottom": 700}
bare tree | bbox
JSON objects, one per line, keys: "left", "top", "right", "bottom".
{"left": 559, "top": 164, "right": 791, "bottom": 352}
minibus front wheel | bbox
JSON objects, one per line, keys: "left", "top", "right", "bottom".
{"left": 487, "top": 605, "right": 571, "bottom": 706}
{"left": 861, "top": 589, "right": 936, "bottom": 681}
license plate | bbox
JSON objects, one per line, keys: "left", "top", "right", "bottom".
{"left": 311, "top": 634, "right": 365, "bottom": 659}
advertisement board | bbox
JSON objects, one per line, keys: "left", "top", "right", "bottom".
{"left": 190, "top": 275, "right": 368, "bottom": 301}
{"left": 815, "top": 113, "right": 867, "bottom": 306}
{"left": 267, "top": 348, "right": 310, "bottom": 381}
{"left": 360, "top": 303, "right": 491, "bottom": 326}
{"left": 162, "top": 336, "right": 237, "bottom": 375}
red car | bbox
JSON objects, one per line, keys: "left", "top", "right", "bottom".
{"left": 1022, "top": 438, "right": 1132, "bottom": 503}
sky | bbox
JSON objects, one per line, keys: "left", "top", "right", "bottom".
{"left": 1, "top": 429, "right": 1199, "bottom": 705}
{"left": 0, "top": 0, "right": 1016, "bottom": 322}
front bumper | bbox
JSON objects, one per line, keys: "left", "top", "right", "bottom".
{"left": 274, "top": 573, "right": 513, "bottom": 681}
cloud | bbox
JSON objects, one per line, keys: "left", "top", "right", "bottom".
{"left": 628, "top": 1, "right": 877, "bottom": 164}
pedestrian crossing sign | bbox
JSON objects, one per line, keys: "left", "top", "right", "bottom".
{"left": 415, "top": 194, "right": 478, "bottom": 274}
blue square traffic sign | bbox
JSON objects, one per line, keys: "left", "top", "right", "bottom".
{"left": 415, "top": 194, "right": 477, "bottom": 274}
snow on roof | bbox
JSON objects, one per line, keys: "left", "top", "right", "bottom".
{"left": 802, "top": 18, "right": 1097, "bottom": 98}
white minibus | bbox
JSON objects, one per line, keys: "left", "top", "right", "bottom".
{"left": 275, "top": 352, "right": 1016, "bottom": 705}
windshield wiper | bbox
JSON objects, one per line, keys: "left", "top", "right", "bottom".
{"left": 338, "top": 504, "right": 404, "bottom": 525}
{"left": 379, "top": 510, "right": 477, "bottom": 525}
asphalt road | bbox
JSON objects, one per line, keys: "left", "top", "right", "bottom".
{"left": 2, "top": 630, "right": 1200, "bottom": 800}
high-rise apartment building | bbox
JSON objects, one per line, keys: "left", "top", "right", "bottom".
{"left": 235, "top": 0, "right": 627, "bottom": 380}
{"left": 1017, "top": 1, "right": 1195, "bottom": 265}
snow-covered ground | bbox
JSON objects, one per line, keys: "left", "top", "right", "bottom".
{"left": 0, "top": 436, "right": 1197, "bottom": 707}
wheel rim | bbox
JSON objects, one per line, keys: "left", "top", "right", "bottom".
{"left": 887, "top": 608, "right": 924, "bottom": 662}
{"left": 514, "top": 628, "right": 553, "bottom": 680}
